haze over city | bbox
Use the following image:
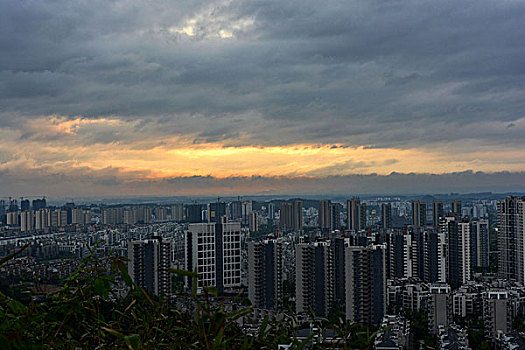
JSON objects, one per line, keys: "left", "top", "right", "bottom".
{"left": 1, "top": 0, "right": 524, "bottom": 197}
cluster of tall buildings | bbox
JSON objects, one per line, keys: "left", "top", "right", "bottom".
{"left": 279, "top": 200, "right": 303, "bottom": 231}
{"left": 247, "top": 234, "right": 387, "bottom": 325}
{"left": 102, "top": 206, "right": 153, "bottom": 225}
{"left": 127, "top": 218, "right": 243, "bottom": 296}
{"left": 246, "top": 196, "right": 524, "bottom": 328}
{"left": 346, "top": 198, "right": 367, "bottom": 231}
{"left": 102, "top": 201, "right": 254, "bottom": 226}
{"left": 207, "top": 200, "right": 253, "bottom": 226}
{"left": 318, "top": 200, "right": 347, "bottom": 232}
{"left": 182, "top": 200, "right": 255, "bottom": 229}
{"left": 381, "top": 213, "right": 489, "bottom": 289}
{"left": 102, "top": 205, "right": 188, "bottom": 225}
{"left": 277, "top": 198, "right": 368, "bottom": 233}
{"left": 1, "top": 197, "right": 95, "bottom": 232}
{"left": 399, "top": 196, "right": 525, "bottom": 288}
{"left": 2, "top": 198, "right": 261, "bottom": 235}
{"left": 3, "top": 193, "right": 525, "bottom": 346}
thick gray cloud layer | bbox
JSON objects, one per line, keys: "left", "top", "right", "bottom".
{"left": 1, "top": 166, "right": 524, "bottom": 197}
{"left": 1, "top": 0, "right": 524, "bottom": 149}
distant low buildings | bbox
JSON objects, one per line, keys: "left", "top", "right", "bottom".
{"left": 374, "top": 315, "right": 411, "bottom": 350}
{"left": 437, "top": 324, "right": 468, "bottom": 350}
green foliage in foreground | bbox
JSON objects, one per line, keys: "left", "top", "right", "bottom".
{"left": 0, "top": 245, "right": 375, "bottom": 349}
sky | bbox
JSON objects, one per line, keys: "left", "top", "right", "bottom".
{"left": 1, "top": 0, "right": 524, "bottom": 197}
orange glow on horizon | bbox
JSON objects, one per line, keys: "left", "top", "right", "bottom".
{"left": 0, "top": 115, "right": 524, "bottom": 182}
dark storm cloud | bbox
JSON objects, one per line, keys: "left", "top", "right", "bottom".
{"left": 0, "top": 0, "right": 524, "bottom": 149}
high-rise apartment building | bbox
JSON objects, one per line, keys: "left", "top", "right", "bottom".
{"left": 20, "top": 210, "right": 34, "bottom": 232}
{"left": 72, "top": 208, "right": 91, "bottom": 225}
{"left": 7, "top": 211, "right": 19, "bottom": 226}
{"left": 0, "top": 200, "right": 6, "bottom": 224}
{"left": 437, "top": 229, "right": 448, "bottom": 283}
{"left": 497, "top": 196, "right": 525, "bottom": 284}
{"left": 292, "top": 199, "right": 303, "bottom": 231}
{"left": 20, "top": 199, "right": 30, "bottom": 212}
{"left": 186, "top": 204, "right": 202, "bottom": 223}
{"left": 247, "top": 239, "right": 283, "bottom": 309}
{"left": 267, "top": 203, "right": 276, "bottom": 220}
{"left": 153, "top": 207, "right": 166, "bottom": 221}
{"left": 128, "top": 236, "right": 171, "bottom": 296}
{"left": 440, "top": 214, "right": 471, "bottom": 288}
{"left": 51, "top": 209, "right": 67, "bottom": 227}
{"left": 209, "top": 202, "right": 227, "bottom": 224}
{"left": 383, "top": 231, "right": 405, "bottom": 279}
{"left": 132, "top": 206, "right": 152, "bottom": 224}
{"left": 35, "top": 208, "right": 50, "bottom": 230}
{"left": 345, "top": 244, "right": 386, "bottom": 325}
{"left": 456, "top": 221, "right": 472, "bottom": 285}
{"left": 248, "top": 211, "right": 258, "bottom": 232}
{"left": 400, "top": 228, "right": 428, "bottom": 281}
{"left": 347, "top": 198, "right": 366, "bottom": 231}
{"left": 279, "top": 202, "right": 293, "bottom": 231}
{"left": 381, "top": 203, "right": 392, "bottom": 230}
{"left": 71, "top": 208, "right": 82, "bottom": 224}
{"left": 483, "top": 290, "right": 516, "bottom": 342}
{"left": 424, "top": 229, "right": 439, "bottom": 282}
{"left": 279, "top": 200, "right": 303, "bottom": 231}
{"left": 8, "top": 199, "right": 18, "bottom": 213}
{"left": 330, "top": 202, "right": 342, "bottom": 231}
{"left": 333, "top": 237, "right": 348, "bottom": 307}
{"left": 433, "top": 201, "right": 444, "bottom": 229}
{"left": 123, "top": 208, "right": 137, "bottom": 225}
{"left": 229, "top": 201, "right": 242, "bottom": 221}
{"left": 471, "top": 219, "right": 489, "bottom": 269}
{"left": 184, "top": 222, "right": 242, "bottom": 294}
{"left": 241, "top": 201, "right": 252, "bottom": 226}
{"left": 428, "top": 284, "right": 452, "bottom": 334}
{"left": 382, "top": 228, "right": 439, "bottom": 283}
{"left": 296, "top": 241, "right": 334, "bottom": 317}
{"left": 64, "top": 202, "right": 75, "bottom": 224}
{"left": 411, "top": 201, "right": 427, "bottom": 228}
{"left": 451, "top": 200, "right": 462, "bottom": 216}
{"left": 32, "top": 198, "right": 47, "bottom": 211}
{"left": 102, "top": 207, "right": 124, "bottom": 225}
{"left": 318, "top": 200, "right": 332, "bottom": 232}
{"left": 402, "top": 232, "right": 417, "bottom": 278}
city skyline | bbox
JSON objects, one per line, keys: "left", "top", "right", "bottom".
{"left": 1, "top": 0, "right": 524, "bottom": 196}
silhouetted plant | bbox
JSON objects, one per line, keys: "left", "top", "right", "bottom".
{"left": 0, "top": 244, "right": 312, "bottom": 349}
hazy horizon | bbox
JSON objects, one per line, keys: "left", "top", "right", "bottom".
{"left": 3, "top": 171, "right": 524, "bottom": 201}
